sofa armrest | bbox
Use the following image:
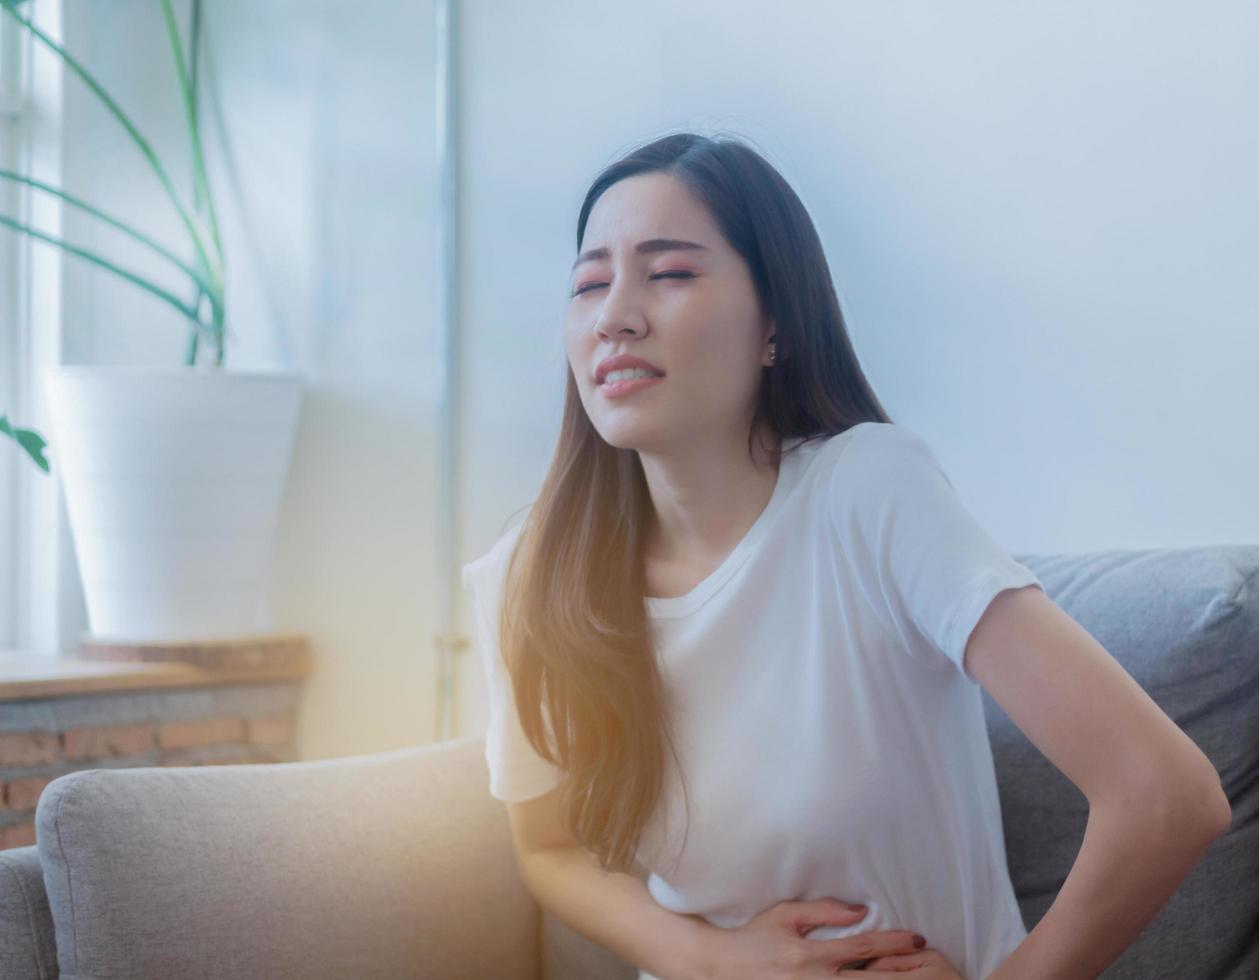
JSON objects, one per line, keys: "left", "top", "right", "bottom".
{"left": 35, "top": 734, "right": 541, "bottom": 980}
{"left": 0, "top": 844, "right": 58, "bottom": 980}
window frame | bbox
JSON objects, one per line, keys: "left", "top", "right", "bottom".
{"left": 1, "top": 8, "right": 27, "bottom": 649}
{"left": 1, "top": 0, "right": 72, "bottom": 657}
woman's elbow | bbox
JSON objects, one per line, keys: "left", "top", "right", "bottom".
{"left": 1155, "top": 770, "right": 1232, "bottom": 842}
{"left": 1097, "top": 764, "right": 1232, "bottom": 843}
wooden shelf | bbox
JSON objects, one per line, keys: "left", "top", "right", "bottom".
{"left": 0, "top": 634, "right": 312, "bottom": 701}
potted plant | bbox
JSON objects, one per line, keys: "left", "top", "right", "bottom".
{"left": 0, "top": 0, "right": 304, "bottom": 642}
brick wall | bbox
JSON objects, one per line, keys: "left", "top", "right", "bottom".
{"left": 0, "top": 681, "right": 302, "bottom": 850}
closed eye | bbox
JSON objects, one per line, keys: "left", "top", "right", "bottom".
{"left": 571, "top": 271, "right": 694, "bottom": 297}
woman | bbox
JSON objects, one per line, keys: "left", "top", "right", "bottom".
{"left": 461, "top": 132, "right": 1229, "bottom": 980}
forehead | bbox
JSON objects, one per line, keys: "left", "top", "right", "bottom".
{"left": 580, "top": 172, "right": 720, "bottom": 252}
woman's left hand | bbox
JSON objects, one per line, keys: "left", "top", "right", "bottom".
{"left": 836, "top": 946, "right": 965, "bottom": 977}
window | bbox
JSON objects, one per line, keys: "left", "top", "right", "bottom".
{"left": 1, "top": 1, "right": 71, "bottom": 655}
{"left": 1, "top": 10, "right": 26, "bottom": 646}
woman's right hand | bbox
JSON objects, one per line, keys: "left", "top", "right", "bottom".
{"left": 695, "top": 897, "right": 928, "bottom": 979}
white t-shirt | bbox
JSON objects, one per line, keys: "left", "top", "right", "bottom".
{"left": 461, "top": 421, "right": 1042, "bottom": 980}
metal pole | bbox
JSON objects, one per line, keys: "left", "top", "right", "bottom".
{"left": 432, "top": 0, "right": 468, "bottom": 742}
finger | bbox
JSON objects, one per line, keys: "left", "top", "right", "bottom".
{"left": 792, "top": 900, "right": 870, "bottom": 935}
{"left": 863, "top": 952, "right": 932, "bottom": 971}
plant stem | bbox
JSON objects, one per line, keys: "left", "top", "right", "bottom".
{"left": 0, "top": 212, "right": 217, "bottom": 342}
{"left": 160, "top": 0, "right": 222, "bottom": 267}
{"left": 185, "top": 307, "right": 201, "bottom": 365}
{"left": 176, "top": 0, "right": 224, "bottom": 368}
{"left": 0, "top": 168, "right": 220, "bottom": 307}
{"left": 0, "top": 0, "right": 221, "bottom": 293}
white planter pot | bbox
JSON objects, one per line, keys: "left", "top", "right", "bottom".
{"left": 40, "top": 365, "right": 305, "bottom": 643}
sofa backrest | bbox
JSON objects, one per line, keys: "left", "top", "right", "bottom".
{"left": 996, "top": 544, "right": 1258, "bottom": 978}
{"left": 35, "top": 736, "right": 542, "bottom": 980}
{"left": 0, "top": 843, "right": 57, "bottom": 980}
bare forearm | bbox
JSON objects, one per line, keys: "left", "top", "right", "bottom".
{"left": 518, "top": 845, "right": 710, "bottom": 980}
{"left": 987, "top": 801, "right": 1227, "bottom": 980}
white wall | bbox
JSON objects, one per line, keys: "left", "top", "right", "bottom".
{"left": 457, "top": 0, "right": 1258, "bottom": 557}
{"left": 45, "top": 0, "right": 1258, "bottom": 757}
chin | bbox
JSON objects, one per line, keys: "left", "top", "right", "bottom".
{"left": 597, "top": 431, "right": 645, "bottom": 452}
{"left": 591, "top": 415, "right": 657, "bottom": 447}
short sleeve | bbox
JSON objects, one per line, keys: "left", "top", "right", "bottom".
{"left": 462, "top": 542, "right": 565, "bottom": 802}
{"left": 829, "top": 423, "right": 1043, "bottom": 683}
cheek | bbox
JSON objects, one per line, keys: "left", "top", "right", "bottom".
{"left": 561, "top": 320, "right": 589, "bottom": 361}
{"left": 659, "top": 328, "right": 735, "bottom": 388}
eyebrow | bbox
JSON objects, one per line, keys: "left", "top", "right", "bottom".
{"left": 571, "top": 238, "right": 709, "bottom": 273}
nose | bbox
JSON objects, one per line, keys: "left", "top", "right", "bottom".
{"left": 592, "top": 281, "right": 648, "bottom": 343}
{"left": 595, "top": 319, "right": 645, "bottom": 344}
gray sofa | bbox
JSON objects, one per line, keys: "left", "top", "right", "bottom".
{"left": 2, "top": 545, "right": 1256, "bottom": 980}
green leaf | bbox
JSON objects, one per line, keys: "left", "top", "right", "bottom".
{"left": 0, "top": 414, "right": 49, "bottom": 474}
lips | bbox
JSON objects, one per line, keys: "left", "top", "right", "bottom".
{"left": 595, "top": 355, "right": 666, "bottom": 384}
{"left": 598, "top": 373, "right": 665, "bottom": 399}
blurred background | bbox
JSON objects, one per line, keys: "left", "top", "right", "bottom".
{"left": 1, "top": 0, "right": 1255, "bottom": 764}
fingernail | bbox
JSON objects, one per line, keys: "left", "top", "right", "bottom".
{"left": 847, "top": 903, "right": 867, "bottom": 912}
{"left": 913, "top": 934, "right": 926, "bottom": 949}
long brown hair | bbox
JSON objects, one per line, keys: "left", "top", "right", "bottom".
{"left": 498, "top": 130, "right": 893, "bottom": 876}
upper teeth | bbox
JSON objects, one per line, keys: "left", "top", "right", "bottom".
{"left": 603, "top": 368, "right": 661, "bottom": 383}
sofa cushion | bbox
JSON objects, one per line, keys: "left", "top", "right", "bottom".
{"left": 995, "top": 544, "right": 1258, "bottom": 978}
{"left": 35, "top": 736, "right": 539, "bottom": 980}
{"left": 0, "top": 844, "right": 58, "bottom": 980}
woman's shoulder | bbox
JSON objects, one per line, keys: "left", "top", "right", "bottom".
{"left": 811, "top": 421, "right": 947, "bottom": 520}
{"left": 812, "top": 420, "right": 933, "bottom": 473}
